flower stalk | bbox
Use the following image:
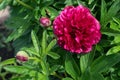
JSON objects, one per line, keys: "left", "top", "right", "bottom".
{"left": 16, "top": 0, "right": 34, "bottom": 10}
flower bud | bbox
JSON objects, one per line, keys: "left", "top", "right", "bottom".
{"left": 39, "top": 17, "right": 51, "bottom": 27}
{"left": 16, "top": 51, "right": 29, "bottom": 63}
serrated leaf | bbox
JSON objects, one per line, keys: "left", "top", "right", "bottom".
{"left": 46, "top": 39, "right": 56, "bottom": 52}
{"left": 48, "top": 52, "right": 60, "bottom": 59}
{"left": 91, "top": 53, "right": 120, "bottom": 73}
{"left": 31, "top": 30, "right": 40, "bottom": 54}
{"left": 106, "top": 46, "right": 120, "bottom": 55}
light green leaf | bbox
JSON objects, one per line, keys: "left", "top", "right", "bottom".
{"left": 106, "top": 46, "right": 120, "bottom": 55}
{"left": 46, "top": 39, "right": 56, "bottom": 52}
{"left": 88, "top": 0, "right": 94, "bottom": 4}
{"left": 65, "top": 0, "right": 73, "bottom": 5}
{"left": 21, "top": 47, "right": 40, "bottom": 57}
{"left": 48, "top": 52, "right": 60, "bottom": 59}
{"left": 91, "top": 53, "right": 120, "bottom": 73}
{"left": 31, "top": 30, "right": 40, "bottom": 54}
{"left": 80, "top": 54, "right": 89, "bottom": 73}
{"left": 0, "top": 58, "right": 15, "bottom": 67}
{"left": 65, "top": 53, "right": 80, "bottom": 80}
{"left": 42, "top": 30, "right": 47, "bottom": 54}
{"left": 4, "top": 65, "right": 29, "bottom": 74}
{"left": 45, "top": 7, "right": 59, "bottom": 20}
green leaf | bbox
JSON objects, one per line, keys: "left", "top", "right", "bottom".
{"left": 62, "top": 77, "right": 73, "bottom": 80}
{"left": 80, "top": 54, "right": 90, "bottom": 73}
{"left": 31, "top": 30, "right": 40, "bottom": 54}
{"left": 100, "top": 0, "right": 107, "bottom": 26}
{"left": 91, "top": 73, "right": 105, "bottom": 80}
{"left": 80, "top": 68, "right": 105, "bottom": 80}
{"left": 88, "top": 0, "right": 94, "bottom": 4}
{"left": 4, "top": 65, "right": 29, "bottom": 74}
{"left": 49, "top": 65, "right": 61, "bottom": 74}
{"left": 42, "top": 30, "right": 47, "bottom": 54}
{"left": 91, "top": 53, "right": 120, "bottom": 73}
{"left": 64, "top": 0, "right": 73, "bottom": 5}
{"left": 21, "top": 47, "right": 40, "bottom": 57}
{"left": 101, "top": 28, "right": 120, "bottom": 36}
{"left": 45, "top": 7, "right": 59, "bottom": 20}
{"left": 47, "top": 52, "right": 60, "bottom": 59}
{"left": 0, "top": 58, "right": 15, "bottom": 67}
{"left": 46, "top": 39, "right": 56, "bottom": 52}
{"left": 41, "top": 0, "right": 54, "bottom": 7}
{"left": 112, "top": 36, "right": 120, "bottom": 44}
{"left": 107, "top": 0, "right": 120, "bottom": 21}
{"left": 106, "top": 46, "right": 120, "bottom": 55}
{"left": 6, "top": 17, "right": 31, "bottom": 42}
{"left": 65, "top": 53, "right": 80, "bottom": 80}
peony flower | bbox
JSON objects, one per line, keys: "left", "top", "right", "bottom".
{"left": 53, "top": 5, "right": 101, "bottom": 54}
{"left": 16, "top": 51, "right": 29, "bottom": 62}
{"left": 39, "top": 17, "right": 51, "bottom": 27}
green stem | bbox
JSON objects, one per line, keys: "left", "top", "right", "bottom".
{"left": 16, "top": 0, "right": 34, "bottom": 10}
{"left": 52, "top": 72, "right": 63, "bottom": 79}
{"left": 0, "top": 0, "right": 3, "bottom": 3}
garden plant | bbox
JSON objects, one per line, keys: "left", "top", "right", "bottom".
{"left": 0, "top": 0, "right": 120, "bottom": 80}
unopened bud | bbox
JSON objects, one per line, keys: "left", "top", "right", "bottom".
{"left": 39, "top": 17, "right": 51, "bottom": 27}
{"left": 16, "top": 51, "right": 29, "bottom": 63}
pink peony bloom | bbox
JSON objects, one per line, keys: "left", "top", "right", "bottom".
{"left": 53, "top": 5, "right": 101, "bottom": 54}
{"left": 39, "top": 17, "right": 51, "bottom": 27}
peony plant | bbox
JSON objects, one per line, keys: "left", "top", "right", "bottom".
{"left": 0, "top": 0, "right": 120, "bottom": 80}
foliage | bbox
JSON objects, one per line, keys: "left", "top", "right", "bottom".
{"left": 0, "top": 0, "right": 120, "bottom": 80}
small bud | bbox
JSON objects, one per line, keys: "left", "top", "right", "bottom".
{"left": 39, "top": 17, "right": 51, "bottom": 27}
{"left": 16, "top": 51, "right": 29, "bottom": 63}
{"left": 0, "top": 6, "right": 10, "bottom": 24}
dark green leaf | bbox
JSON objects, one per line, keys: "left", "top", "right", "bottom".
{"left": 62, "top": 77, "right": 73, "bottom": 80}
{"left": 91, "top": 53, "right": 120, "bottom": 73}
{"left": 101, "top": 28, "right": 120, "bottom": 36}
{"left": 65, "top": 53, "right": 80, "bottom": 80}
